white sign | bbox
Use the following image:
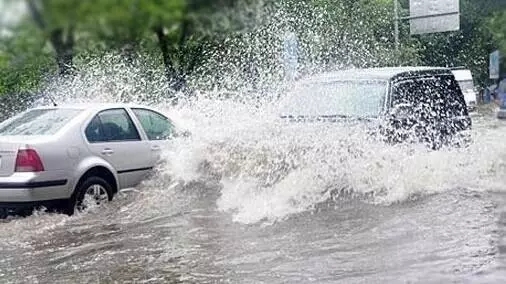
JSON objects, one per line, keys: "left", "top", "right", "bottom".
{"left": 490, "top": 50, "right": 500, "bottom": 80}
{"left": 409, "top": 0, "right": 460, "bottom": 35}
{"left": 283, "top": 31, "right": 298, "bottom": 81}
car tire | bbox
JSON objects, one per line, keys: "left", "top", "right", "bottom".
{"left": 63, "top": 176, "right": 114, "bottom": 216}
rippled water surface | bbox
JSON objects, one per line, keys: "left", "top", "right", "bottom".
{"left": 1, "top": 105, "right": 506, "bottom": 283}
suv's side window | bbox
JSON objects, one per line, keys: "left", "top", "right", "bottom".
{"left": 131, "top": 108, "right": 174, "bottom": 140}
{"left": 85, "top": 109, "right": 141, "bottom": 143}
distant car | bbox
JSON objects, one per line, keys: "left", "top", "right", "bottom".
{"left": 278, "top": 67, "right": 472, "bottom": 149}
{"left": 451, "top": 68, "right": 478, "bottom": 111}
{"left": 0, "top": 103, "right": 180, "bottom": 217}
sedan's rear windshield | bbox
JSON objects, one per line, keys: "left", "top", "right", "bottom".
{"left": 0, "top": 108, "right": 84, "bottom": 136}
{"left": 279, "top": 80, "right": 388, "bottom": 117}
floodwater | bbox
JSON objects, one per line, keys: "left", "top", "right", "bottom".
{"left": 1, "top": 104, "right": 506, "bottom": 284}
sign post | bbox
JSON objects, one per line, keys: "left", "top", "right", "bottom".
{"left": 394, "top": 0, "right": 399, "bottom": 50}
{"left": 394, "top": 0, "right": 460, "bottom": 50}
{"left": 283, "top": 31, "right": 299, "bottom": 82}
{"left": 409, "top": 0, "right": 460, "bottom": 35}
{"left": 490, "top": 50, "right": 500, "bottom": 80}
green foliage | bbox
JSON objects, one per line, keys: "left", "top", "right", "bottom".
{"left": 76, "top": 0, "right": 185, "bottom": 48}
{"left": 489, "top": 11, "right": 506, "bottom": 54}
{"left": 0, "top": 21, "right": 55, "bottom": 96}
{"left": 0, "top": 0, "right": 505, "bottom": 106}
{"left": 398, "top": 0, "right": 504, "bottom": 85}
{"left": 0, "top": 20, "right": 56, "bottom": 118}
{"left": 488, "top": 11, "right": 506, "bottom": 78}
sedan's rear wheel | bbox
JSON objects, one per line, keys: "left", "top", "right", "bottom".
{"left": 64, "top": 176, "right": 113, "bottom": 216}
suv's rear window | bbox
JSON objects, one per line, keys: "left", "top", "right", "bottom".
{"left": 391, "top": 75, "right": 468, "bottom": 118}
{"left": 0, "top": 108, "right": 83, "bottom": 136}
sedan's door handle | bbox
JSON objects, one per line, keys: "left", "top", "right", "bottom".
{"left": 151, "top": 145, "right": 161, "bottom": 151}
{"left": 101, "top": 148, "right": 114, "bottom": 155}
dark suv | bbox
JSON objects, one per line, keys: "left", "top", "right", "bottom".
{"left": 279, "top": 67, "right": 472, "bottom": 149}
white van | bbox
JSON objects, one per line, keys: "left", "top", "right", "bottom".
{"left": 451, "top": 69, "right": 477, "bottom": 111}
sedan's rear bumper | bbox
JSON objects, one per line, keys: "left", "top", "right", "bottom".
{"left": 0, "top": 179, "right": 70, "bottom": 217}
{"left": 0, "top": 172, "right": 71, "bottom": 202}
{"left": 0, "top": 180, "right": 67, "bottom": 189}
{"left": 0, "top": 179, "right": 68, "bottom": 200}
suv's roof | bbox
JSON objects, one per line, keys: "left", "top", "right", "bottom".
{"left": 300, "top": 66, "right": 452, "bottom": 83}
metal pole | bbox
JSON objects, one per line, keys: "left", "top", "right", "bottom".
{"left": 394, "top": 0, "right": 399, "bottom": 51}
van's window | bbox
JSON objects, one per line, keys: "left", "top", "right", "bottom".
{"left": 279, "top": 80, "right": 387, "bottom": 117}
{"left": 85, "top": 109, "right": 141, "bottom": 143}
{"left": 391, "top": 75, "right": 468, "bottom": 118}
{"left": 132, "top": 108, "right": 175, "bottom": 140}
{"left": 0, "top": 108, "right": 83, "bottom": 136}
{"left": 457, "top": 80, "right": 474, "bottom": 92}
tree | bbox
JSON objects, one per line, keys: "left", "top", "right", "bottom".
{"left": 1, "top": 0, "right": 504, "bottom": 103}
{"left": 0, "top": 20, "right": 55, "bottom": 119}
{"left": 74, "top": 0, "right": 238, "bottom": 91}
{"left": 488, "top": 10, "right": 506, "bottom": 78}
{"left": 26, "top": 0, "right": 77, "bottom": 75}
{"left": 398, "top": 0, "right": 505, "bottom": 85}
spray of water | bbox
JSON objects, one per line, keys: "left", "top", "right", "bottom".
{"left": 20, "top": 1, "right": 506, "bottom": 225}
{"left": 152, "top": 101, "right": 506, "bottom": 224}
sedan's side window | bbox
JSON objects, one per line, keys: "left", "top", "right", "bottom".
{"left": 85, "top": 109, "right": 141, "bottom": 143}
{"left": 132, "top": 108, "right": 174, "bottom": 140}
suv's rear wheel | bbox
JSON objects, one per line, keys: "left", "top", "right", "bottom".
{"left": 64, "top": 176, "right": 113, "bottom": 215}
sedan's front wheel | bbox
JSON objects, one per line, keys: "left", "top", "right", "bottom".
{"left": 64, "top": 176, "right": 113, "bottom": 216}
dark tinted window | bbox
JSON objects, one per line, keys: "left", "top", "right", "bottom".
{"left": 85, "top": 109, "right": 141, "bottom": 143}
{"left": 391, "top": 75, "right": 468, "bottom": 118}
{"left": 132, "top": 108, "right": 175, "bottom": 140}
{"left": 0, "top": 108, "right": 83, "bottom": 136}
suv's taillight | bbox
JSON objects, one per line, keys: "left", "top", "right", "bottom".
{"left": 15, "top": 149, "right": 44, "bottom": 172}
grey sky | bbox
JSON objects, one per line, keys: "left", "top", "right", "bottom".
{"left": 0, "top": 0, "right": 27, "bottom": 30}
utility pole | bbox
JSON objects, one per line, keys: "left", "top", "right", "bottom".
{"left": 394, "top": 0, "right": 399, "bottom": 51}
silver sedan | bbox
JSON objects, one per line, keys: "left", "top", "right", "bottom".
{"left": 0, "top": 103, "right": 179, "bottom": 217}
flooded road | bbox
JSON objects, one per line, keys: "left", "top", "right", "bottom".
{"left": 1, "top": 106, "right": 506, "bottom": 283}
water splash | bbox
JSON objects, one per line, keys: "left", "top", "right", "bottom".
{"left": 20, "top": 2, "right": 506, "bottom": 225}
{"left": 148, "top": 101, "right": 506, "bottom": 224}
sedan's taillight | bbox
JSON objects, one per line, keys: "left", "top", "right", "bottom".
{"left": 15, "top": 149, "right": 44, "bottom": 172}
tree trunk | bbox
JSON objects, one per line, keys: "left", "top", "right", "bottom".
{"left": 26, "top": 0, "right": 75, "bottom": 76}
{"left": 185, "top": 41, "right": 205, "bottom": 77}
{"left": 49, "top": 28, "right": 75, "bottom": 76}
{"left": 154, "top": 25, "right": 185, "bottom": 91}
{"left": 120, "top": 42, "right": 139, "bottom": 66}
